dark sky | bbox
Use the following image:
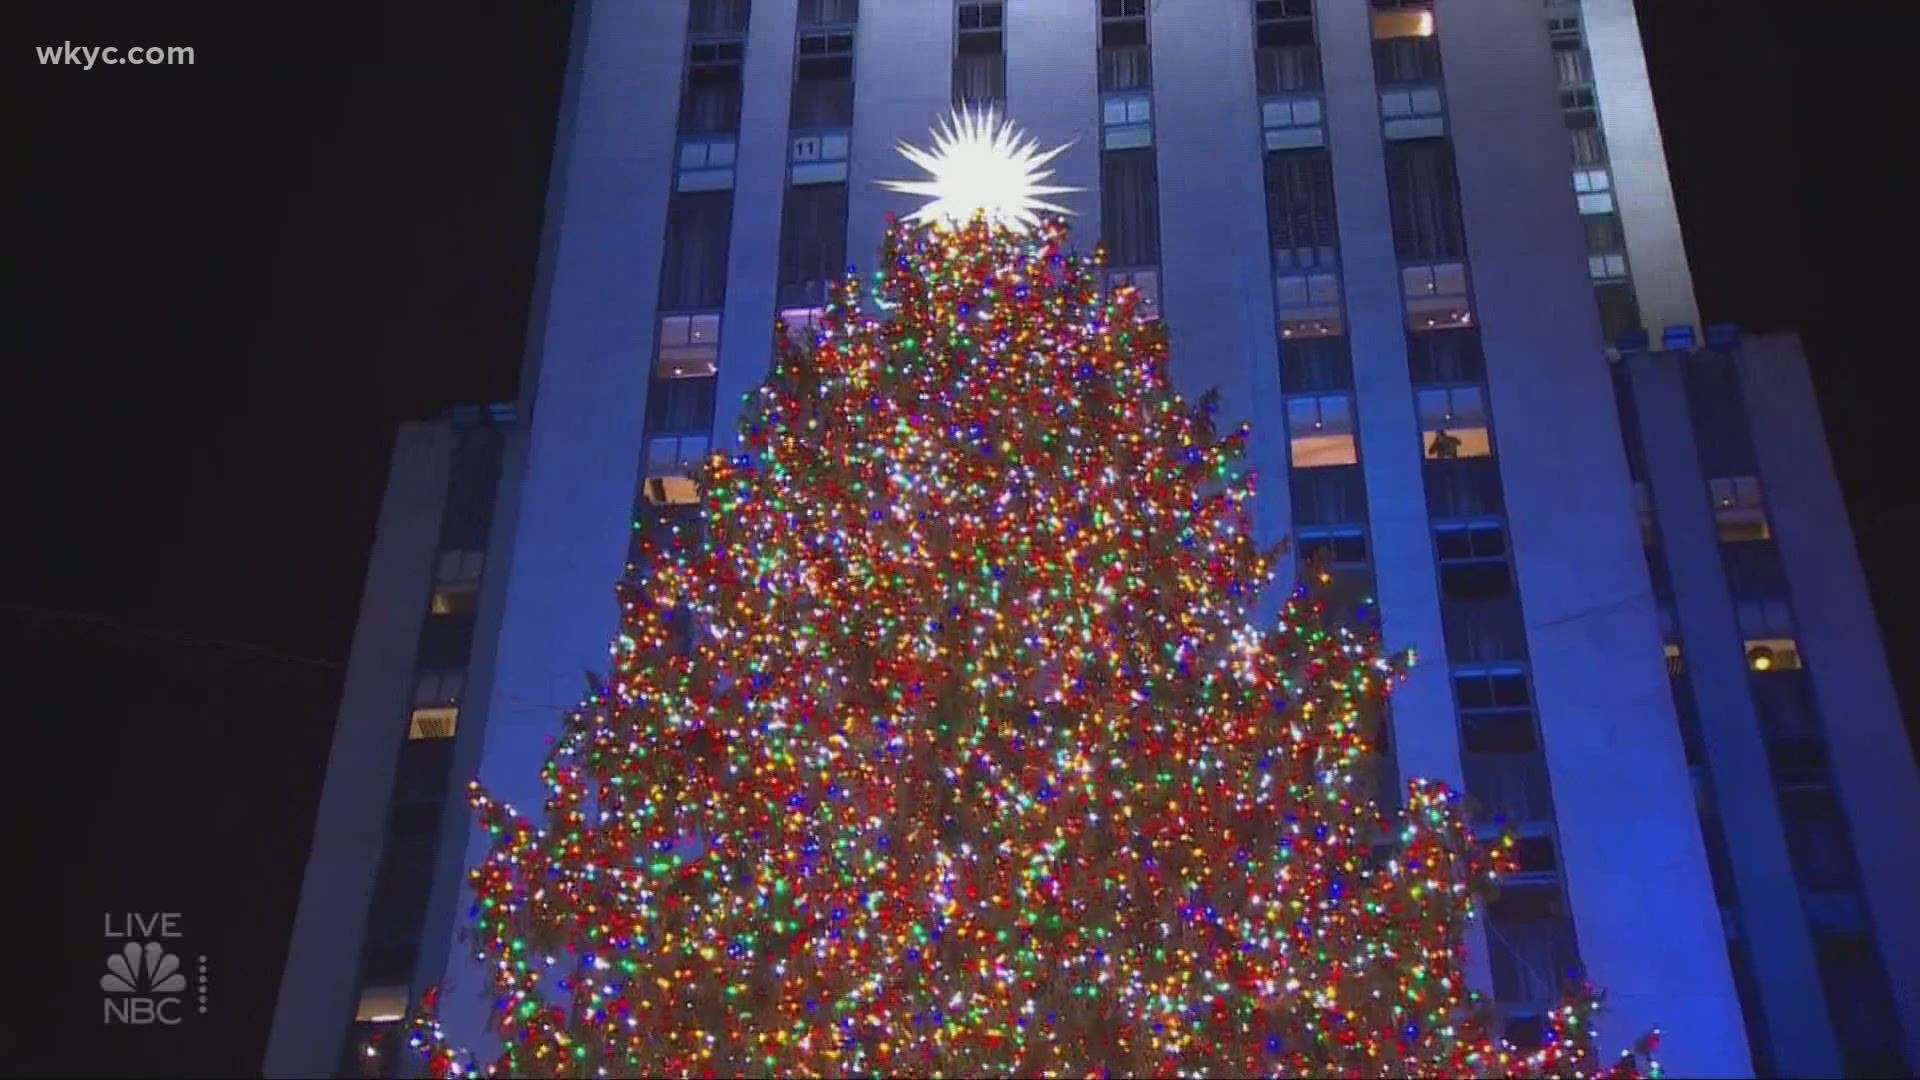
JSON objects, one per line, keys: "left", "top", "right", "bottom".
{"left": 6, "top": 4, "right": 1910, "bottom": 1075}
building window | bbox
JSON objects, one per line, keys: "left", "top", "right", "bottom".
{"left": 1280, "top": 335, "right": 1352, "bottom": 392}
{"left": 1573, "top": 167, "right": 1615, "bottom": 216}
{"left": 1261, "top": 95, "right": 1326, "bottom": 150}
{"left": 1286, "top": 394, "right": 1358, "bottom": 468}
{"left": 1254, "top": 0, "right": 1321, "bottom": 94}
{"left": 1552, "top": 39, "right": 1591, "bottom": 88}
{"left": 407, "top": 706, "right": 458, "bottom": 741}
{"left": 792, "top": 32, "right": 855, "bottom": 127}
{"left": 1370, "top": 0, "right": 1436, "bottom": 45}
{"left": 778, "top": 305, "right": 827, "bottom": 348}
{"left": 789, "top": 129, "right": 850, "bottom": 185}
{"left": 1406, "top": 327, "right": 1483, "bottom": 385}
{"left": 1722, "top": 540, "right": 1788, "bottom": 607}
{"left": 1424, "top": 456, "right": 1504, "bottom": 520}
{"left": 1486, "top": 887, "right": 1580, "bottom": 1007}
{"left": 656, "top": 313, "right": 721, "bottom": 380}
{"left": 1265, "top": 149, "right": 1338, "bottom": 271}
{"left": 682, "top": 40, "right": 745, "bottom": 135}
{"left": 1417, "top": 386, "right": 1491, "bottom": 459}
{"left": 1102, "top": 92, "right": 1153, "bottom": 148}
{"left": 1105, "top": 267, "right": 1161, "bottom": 323}
{"left": 643, "top": 434, "right": 711, "bottom": 507}
{"left": 413, "top": 670, "right": 462, "bottom": 706}
{"left": 1291, "top": 463, "right": 1367, "bottom": 526}
{"left": 1594, "top": 282, "right": 1639, "bottom": 345}
{"left": 355, "top": 985, "right": 409, "bottom": 1024}
{"left": 1101, "top": 149, "right": 1161, "bottom": 266}
{"left": 777, "top": 183, "right": 848, "bottom": 308}
{"left": 689, "top": 0, "right": 751, "bottom": 36}
{"left": 954, "top": 2, "right": 1006, "bottom": 107}
{"left": 646, "top": 376, "right": 717, "bottom": 436}
{"left": 1385, "top": 140, "right": 1465, "bottom": 261}
{"left": 1462, "top": 745, "right": 1553, "bottom": 828}
{"left": 1567, "top": 110, "right": 1607, "bottom": 167}
{"left": 431, "top": 549, "right": 483, "bottom": 615}
{"left": 1381, "top": 85, "right": 1445, "bottom": 141}
{"left": 1443, "top": 594, "right": 1526, "bottom": 664}
{"left": 1812, "top": 936, "right": 1909, "bottom": 1076}
{"left": 1709, "top": 476, "right": 1770, "bottom": 542}
{"left": 1276, "top": 271, "right": 1342, "bottom": 338}
{"left": 1745, "top": 637, "right": 1802, "bottom": 673}
{"left": 1298, "top": 525, "right": 1367, "bottom": 566}
{"left": 1435, "top": 521, "right": 1507, "bottom": 562}
{"left": 676, "top": 136, "right": 738, "bottom": 193}
{"left": 797, "top": 0, "right": 857, "bottom": 26}
{"left": 659, "top": 192, "right": 733, "bottom": 311}
{"left": 1099, "top": 0, "right": 1151, "bottom": 91}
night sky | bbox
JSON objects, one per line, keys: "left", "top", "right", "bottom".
{"left": 7, "top": 4, "right": 1910, "bottom": 1075}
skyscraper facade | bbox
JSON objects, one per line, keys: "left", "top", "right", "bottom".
{"left": 267, "top": 2, "right": 1918, "bottom": 1076}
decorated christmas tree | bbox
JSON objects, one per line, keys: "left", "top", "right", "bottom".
{"left": 403, "top": 111, "right": 1659, "bottom": 1078}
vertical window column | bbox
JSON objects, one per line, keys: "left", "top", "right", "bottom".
{"left": 1544, "top": 2, "right": 1640, "bottom": 346}
{"left": 1681, "top": 348, "right": 1907, "bottom": 1074}
{"left": 774, "top": 0, "right": 857, "bottom": 339}
{"left": 639, "top": 1, "right": 754, "bottom": 550}
{"left": 1097, "top": 0, "right": 1161, "bottom": 319}
{"left": 1372, "top": 5, "right": 1581, "bottom": 1043}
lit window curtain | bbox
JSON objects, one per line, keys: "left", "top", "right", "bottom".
{"left": 1386, "top": 140, "right": 1464, "bottom": 260}
{"left": 661, "top": 192, "right": 732, "bottom": 310}
{"left": 1265, "top": 149, "right": 1338, "bottom": 269}
{"left": 1101, "top": 149, "right": 1160, "bottom": 266}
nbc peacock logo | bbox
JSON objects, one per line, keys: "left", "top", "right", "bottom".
{"left": 102, "top": 913, "right": 208, "bottom": 1025}
{"left": 102, "top": 941, "right": 187, "bottom": 995}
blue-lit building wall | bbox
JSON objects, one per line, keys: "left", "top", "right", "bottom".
{"left": 266, "top": 2, "right": 1919, "bottom": 1076}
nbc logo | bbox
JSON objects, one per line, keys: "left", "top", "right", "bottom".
{"left": 102, "top": 941, "right": 187, "bottom": 994}
{"left": 102, "top": 913, "right": 208, "bottom": 1025}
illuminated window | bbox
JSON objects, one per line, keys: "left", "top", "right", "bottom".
{"left": 1286, "top": 393, "right": 1358, "bottom": 468}
{"left": 1417, "top": 386, "right": 1491, "bottom": 459}
{"left": 407, "top": 706, "right": 458, "bottom": 741}
{"left": 1371, "top": 3, "right": 1435, "bottom": 43}
{"left": 1745, "top": 638, "right": 1802, "bottom": 673}
{"left": 657, "top": 314, "right": 721, "bottom": 380}
{"left": 356, "top": 985, "right": 409, "bottom": 1024}
{"left": 643, "top": 434, "right": 711, "bottom": 506}
{"left": 1709, "top": 475, "right": 1770, "bottom": 542}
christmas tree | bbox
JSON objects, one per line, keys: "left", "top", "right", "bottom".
{"left": 403, "top": 111, "right": 1659, "bottom": 1078}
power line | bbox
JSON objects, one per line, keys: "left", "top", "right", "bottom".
{"left": 4, "top": 603, "right": 343, "bottom": 671}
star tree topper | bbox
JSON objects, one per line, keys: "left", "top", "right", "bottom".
{"left": 879, "top": 106, "right": 1080, "bottom": 233}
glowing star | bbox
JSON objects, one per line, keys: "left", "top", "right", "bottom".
{"left": 879, "top": 106, "right": 1079, "bottom": 233}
